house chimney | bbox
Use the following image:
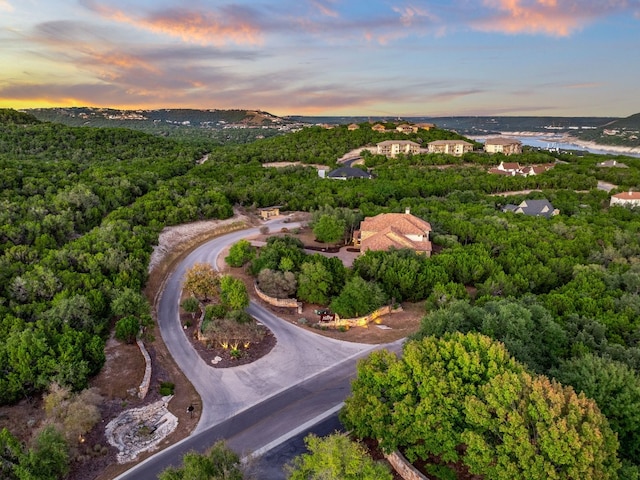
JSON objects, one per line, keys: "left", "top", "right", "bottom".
{"left": 405, "top": 207, "right": 411, "bottom": 215}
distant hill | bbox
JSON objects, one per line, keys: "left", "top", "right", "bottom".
{"left": 24, "top": 107, "right": 299, "bottom": 144}
{"left": 289, "top": 115, "right": 618, "bottom": 135}
{"left": 600, "top": 112, "right": 640, "bottom": 130}
{"left": 26, "top": 107, "right": 291, "bottom": 128}
{"left": 573, "top": 112, "right": 640, "bottom": 147}
{"left": 0, "top": 108, "right": 41, "bottom": 125}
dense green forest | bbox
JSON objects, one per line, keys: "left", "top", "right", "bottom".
{"left": 2, "top": 108, "right": 640, "bottom": 478}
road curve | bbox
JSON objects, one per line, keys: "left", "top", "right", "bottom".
{"left": 112, "top": 218, "right": 404, "bottom": 479}
{"left": 156, "top": 218, "right": 375, "bottom": 431}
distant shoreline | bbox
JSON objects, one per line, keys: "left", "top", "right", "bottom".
{"left": 493, "top": 131, "right": 640, "bottom": 156}
{"left": 560, "top": 134, "right": 640, "bottom": 156}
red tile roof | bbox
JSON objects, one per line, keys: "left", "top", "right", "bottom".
{"left": 612, "top": 191, "right": 640, "bottom": 200}
{"left": 359, "top": 213, "right": 432, "bottom": 254}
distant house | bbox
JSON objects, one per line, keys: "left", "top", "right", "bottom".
{"left": 497, "top": 161, "right": 521, "bottom": 174}
{"left": 502, "top": 199, "right": 559, "bottom": 218}
{"left": 417, "top": 123, "right": 436, "bottom": 131}
{"left": 521, "top": 164, "right": 555, "bottom": 176}
{"left": 484, "top": 137, "right": 523, "bottom": 155}
{"left": 347, "top": 123, "right": 360, "bottom": 131}
{"left": 327, "top": 166, "right": 372, "bottom": 180}
{"left": 396, "top": 124, "right": 418, "bottom": 134}
{"left": 376, "top": 140, "right": 421, "bottom": 157}
{"left": 427, "top": 140, "right": 474, "bottom": 156}
{"left": 598, "top": 160, "right": 628, "bottom": 168}
{"left": 371, "top": 124, "right": 387, "bottom": 133}
{"left": 610, "top": 191, "right": 640, "bottom": 207}
{"left": 488, "top": 161, "right": 554, "bottom": 177}
{"left": 354, "top": 208, "right": 432, "bottom": 256}
{"left": 258, "top": 206, "right": 281, "bottom": 219}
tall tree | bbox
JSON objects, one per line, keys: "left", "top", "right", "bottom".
{"left": 182, "top": 262, "right": 219, "bottom": 301}
{"left": 219, "top": 275, "right": 250, "bottom": 311}
{"left": 330, "top": 276, "right": 387, "bottom": 318}
{"left": 342, "top": 332, "right": 524, "bottom": 462}
{"left": 463, "top": 371, "right": 620, "bottom": 480}
{"left": 297, "top": 261, "right": 332, "bottom": 305}
{"left": 15, "top": 426, "right": 69, "bottom": 480}
{"left": 312, "top": 214, "right": 346, "bottom": 245}
{"left": 551, "top": 354, "right": 640, "bottom": 463}
{"left": 225, "top": 239, "right": 255, "bottom": 268}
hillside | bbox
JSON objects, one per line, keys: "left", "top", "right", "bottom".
{"left": 573, "top": 111, "right": 640, "bottom": 147}
{"left": 289, "top": 115, "right": 618, "bottom": 135}
{"left": 25, "top": 107, "right": 298, "bottom": 144}
{"left": 0, "top": 108, "right": 41, "bottom": 125}
{"left": 26, "top": 107, "right": 290, "bottom": 127}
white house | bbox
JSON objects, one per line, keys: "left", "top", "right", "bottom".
{"left": 610, "top": 191, "right": 640, "bottom": 207}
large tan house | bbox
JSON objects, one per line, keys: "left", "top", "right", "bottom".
{"left": 377, "top": 140, "right": 421, "bottom": 157}
{"left": 427, "top": 140, "right": 474, "bottom": 156}
{"left": 396, "top": 124, "right": 419, "bottom": 134}
{"left": 354, "top": 209, "right": 432, "bottom": 256}
{"left": 484, "top": 137, "right": 523, "bottom": 155}
{"left": 610, "top": 191, "right": 640, "bottom": 207}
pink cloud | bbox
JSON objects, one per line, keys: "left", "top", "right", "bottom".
{"left": 474, "top": 0, "right": 585, "bottom": 36}
{"left": 471, "top": 0, "right": 636, "bottom": 37}
{"left": 310, "top": 0, "right": 339, "bottom": 18}
{"left": 393, "top": 5, "right": 438, "bottom": 27}
{"left": 84, "top": 2, "right": 264, "bottom": 46}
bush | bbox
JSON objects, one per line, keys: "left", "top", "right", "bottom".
{"left": 159, "top": 381, "right": 175, "bottom": 396}
{"left": 115, "top": 316, "right": 140, "bottom": 344}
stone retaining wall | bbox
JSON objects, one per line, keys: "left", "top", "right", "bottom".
{"left": 136, "top": 338, "right": 152, "bottom": 399}
{"left": 254, "top": 283, "right": 301, "bottom": 309}
{"left": 385, "top": 450, "right": 430, "bottom": 480}
{"left": 327, "top": 305, "right": 401, "bottom": 328}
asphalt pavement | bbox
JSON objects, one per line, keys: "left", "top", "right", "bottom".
{"left": 114, "top": 218, "right": 403, "bottom": 479}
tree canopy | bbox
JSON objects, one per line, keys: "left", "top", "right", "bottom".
{"left": 286, "top": 433, "right": 393, "bottom": 480}
{"left": 343, "top": 333, "right": 620, "bottom": 478}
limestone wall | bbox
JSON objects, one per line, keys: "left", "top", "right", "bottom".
{"left": 328, "top": 305, "right": 401, "bottom": 328}
{"left": 385, "top": 450, "right": 430, "bottom": 480}
{"left": 254, "top": 283, "right": 301, "bottom": 308}
{"left": 136, "top": 338, "right": 152, "bottom": 399}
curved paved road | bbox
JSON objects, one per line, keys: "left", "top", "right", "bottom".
{"left": 113, "top": 218, "right": 404, "bottom": 479}
{"left": 156, "top": 218, "right": 375, "bottom": 431}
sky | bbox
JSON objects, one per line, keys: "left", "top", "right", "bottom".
{"left": 1, "top": 0, "right": 639, "bottom": 117}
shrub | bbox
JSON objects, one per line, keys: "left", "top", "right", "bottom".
{"left": 159, "top": 381, "right": 175, "bottom": 396}
{"left": 115, "top": 316, "right": 140, "bottom": 344}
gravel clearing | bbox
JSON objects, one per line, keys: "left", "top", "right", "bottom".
{"left": 148, "top": 214, "right": 253, "bottom": 274}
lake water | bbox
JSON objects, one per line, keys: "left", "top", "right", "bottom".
{"left": 470, "top": 135, "right": 640, "bottom": 158}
